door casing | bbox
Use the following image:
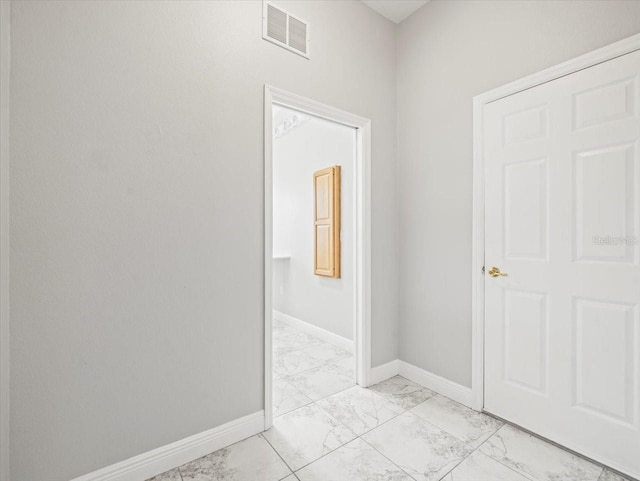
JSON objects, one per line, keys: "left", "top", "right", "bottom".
{"left": 471, "top": 32, "right": 640, "bottom": 472}
{"left": 264, "top": 85, "right": 372, "bottom": 430}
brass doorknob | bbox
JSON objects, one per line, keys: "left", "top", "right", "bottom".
{"left": 488, "top": 266, "right": 508, "bottom": 278}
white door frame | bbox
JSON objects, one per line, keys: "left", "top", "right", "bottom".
{"left": 471, "top": 33, "right": 640, "bottom": 412}
{"left": 264, "top": 85, "right": 372, "bottom": 430}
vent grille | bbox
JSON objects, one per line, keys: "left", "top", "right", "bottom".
{"left": 287, "top": 16, "right": 307, "bottom": 54}
{"left": 263, "top": 2, "right": 310, "bottom": 59}
{"left": 266, "top": 4, "right": 287, "bottom": 44}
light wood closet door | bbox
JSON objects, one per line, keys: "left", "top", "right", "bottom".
{"left": 314, "top": 166, "right": 341, "bottom": 278}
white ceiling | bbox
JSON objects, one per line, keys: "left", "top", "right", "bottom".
{"left": 361, "top": 0, "right": 429, "bottom": 24}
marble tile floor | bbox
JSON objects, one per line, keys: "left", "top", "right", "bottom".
{"left": 272, "top": 319, "right": 356, "bottom": 411}
{"left": 148, "top": 321, "right": 634, "bottom": 481}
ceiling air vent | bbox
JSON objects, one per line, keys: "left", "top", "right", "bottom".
{"left": 262, "top": 2, "right": 310, "bottom": 59}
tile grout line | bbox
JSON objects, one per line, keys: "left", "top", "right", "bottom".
{"left": 273, "top": 397, "right": 315, "bottom": 420}
{"left": 277, "top": 352, "right": 354, "bottom": 389}
{"left": 282, "top": 366, "right": 448, "bottom": 479}
{"left": 429, "top": 411, "right": 580, "bottom": 481}
{"left": 272, "top": 383, "right": 400, "bottom": 475}
{"left": 276, "top": 324, "right": 554, "bottom": 481}
{"left": 167, "top": 322, "right": 572, "bottom": 481}
{"left": 357, "top": 436, "right": 419, "bottom": 480}
{"left": 282, "top": 359, "right": 354, "bottom": 383}
{"left": 349, "top": 389, "right": 448, "bottom": 480}
{"left": 430, "top": 423, "right": 508, "bottom": 481}
{"left": 477, "top": 419, "right": 612, "bottom": 481}
{"left": 347, "top": 388, "right": 525, "bottom": 481}
{"left": 272, "top": 376, "right": 315, "bottom": 419}
{"left": 291, "top": 382, "right": 433, "bottom": 480}
{"left": 173, "top": 364, "right": 620, "bottom": 481}
{"left": 399, "top": 393, "right": 603, "bottom": 481}
{"left": 284, "top": 399, "right": 361, "bottom": 473}
{"left": 405, "top": 402, "right": 512, "bottom": 481}
{"left": 451, "top": 424, "right": 543, "bottom": 481}
{"left": 271, "top": 321, "right": 363, "bottom": 475}
{"left": 260, "top": 432, "right": 297, "bottom": 477}
{"left": 483, "top": 412, "right": 622, "bottom": 480}
{"left": 268, "top": 376, "right": 359, "bottom": 473}
{"left": 376, "top": 406, "right": 473, "bottom": 481}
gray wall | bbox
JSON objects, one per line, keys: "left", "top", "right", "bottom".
{"left": 1, "top": 2, "right": 10, "bottom": 480}
{"left": 397, "top": 0, "right": 640, "bottom": 388}
{"left": 10, "top": 1, "right": 640, "bottom": 479}
{"left": 9, "top": 1, "right": 398, "bottom": 480}
{"left": 273, "top": 112, "right": 356, "bottom": 341}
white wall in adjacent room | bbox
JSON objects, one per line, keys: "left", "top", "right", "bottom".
{"left": 272, "top": 106, "right": 355, "bottom": 341}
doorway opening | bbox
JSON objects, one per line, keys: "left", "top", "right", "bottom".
{"left": 264, "top": 86, "right": 371, "bottom": 430}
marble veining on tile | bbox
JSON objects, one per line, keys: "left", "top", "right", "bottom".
{"left": 411, "top": 394, "right": 503, "bottom": 447}
{"left": 296, "top": 438, "right": 413, "bottom": 481}
{"left": 441, "top": 451, "right": 530, "bottom": 481}
{"left": 317, "top": 385, "right": 403, "bottom": 435}
{"left": 273, "top": 378, "right": 313, "bottom": 417}
{"left": 362, "top": 411, "right": 471, "bottom": 481}
{"left": 325, "top": 355, "right": 356, "bottom": 378}
{"left": 262, "top": 403, "right": 357, "bottom": 471}
{"left": 273, "top": 349, "right": 325, "bottom": 377}
{"left": 151, "top": 321, "right": 627, "bottom": 481}
{"left": 369, "top": 375, "right": 436, "bottom": 410}
{"left": 286, "top": 361, "right": 354, "bottom": 400}
{"left": 179, "top": 435, "right": 291, "bottom": 481}
{"left": 599, "top": 469, "right": 636, "bottom": 481}
{"left": 146, "top": 468, "right": 182, "bottom": 481}
{"left": 273, "top": 324, "right": 323, "bottom": 351}
{"left": 479, "top": 424, "right": 603, "bottom": 481}
{"left": 301, "top": 341, "right": 352, "bottom": 363}
{"left": 272, "top": 336, "right": 299, "bottom": 355}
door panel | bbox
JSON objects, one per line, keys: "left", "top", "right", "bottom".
{"left": 575, "top": 142, "right": 637, "bottom": 263}
{"left": 484, "top": 49, "right": 640, "bottom": 478}
{"left": 503, "top": 289, "right": 548, "bottom": 395}
{"left": 573, "top": 76, "right": 636, "bottom": 129}
{"left": 315, "top": 224, "right": 332, "bottom": 273}
{"left": 574, "top": 298, "right": 636, "bottom": 425}
{"left": 313, "top": 166, "right": 341, "bottom": 278}
{"left": 504, "top": 158, "right": 548, "bottom": 259}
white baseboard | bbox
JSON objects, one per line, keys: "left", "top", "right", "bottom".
{"left": 369, "top": 359, "right": 400, "bottom": 385}
{"left": 398, "top": 361, "right": 473, "bottom": 408}
{"left": 364, "top": 359, "right": 473, "bottom": 408}
{"left": 70, "top": 411, "right": 264, "bottom": 481}
{"left": 273, "top": 310, "right": 353, "bottom": 353}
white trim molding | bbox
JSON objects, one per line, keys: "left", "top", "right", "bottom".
{"left": 471, "top": 33, "right": 640, "bottom": 413}
{"left": 264, "top": 85, "right": 372, "bottom": 429}
{"left": 398, "top": 361, "right": 473, "bottom": 408}
{"left": 367, "top": 359, "right": 473, "bottom": 408}
{"left": 69, "top": 411, "right": 264, "bottom": 481}
{"left": 272, "top": 310, "right": 353, "bottom": 353}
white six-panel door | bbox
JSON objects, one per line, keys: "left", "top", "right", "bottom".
{"left": 484, "top": 49, "right": 640, "bottom": 478}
